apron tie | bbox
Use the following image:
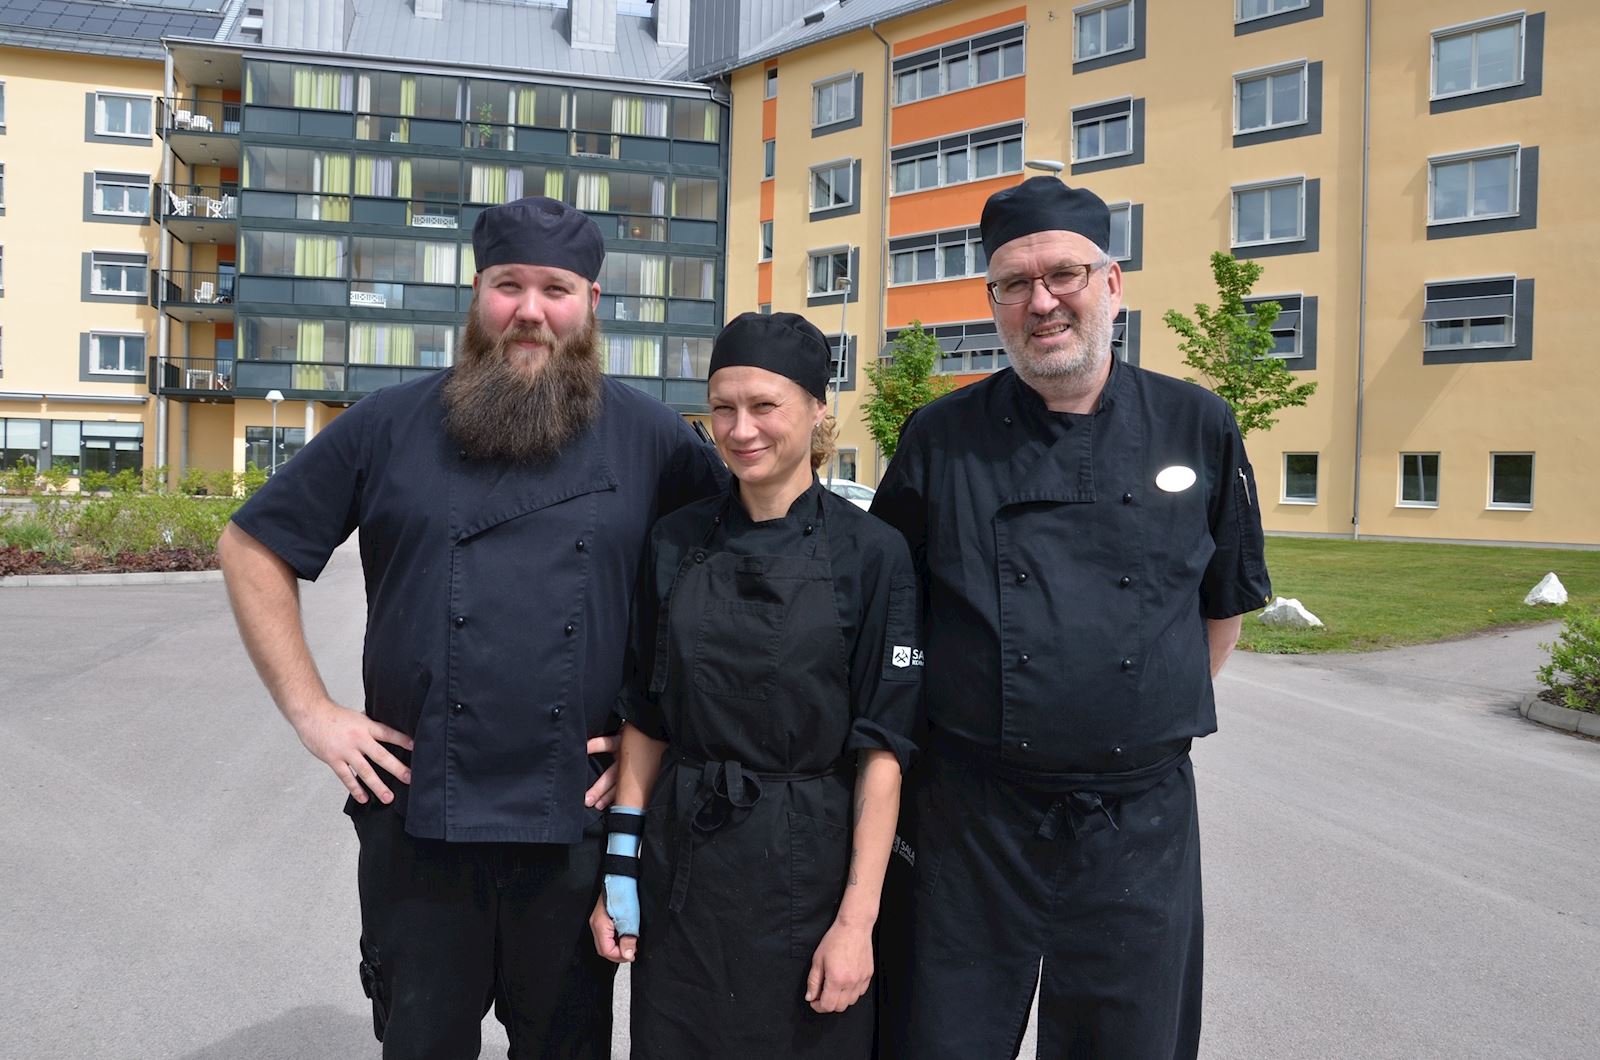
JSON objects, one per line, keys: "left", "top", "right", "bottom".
{"left": 1036, "top": 791, "right": 1120, "bottom": 841}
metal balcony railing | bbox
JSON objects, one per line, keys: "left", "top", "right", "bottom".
{"left": 157, "top": 97, "right": 242, "bottom": 137}
{"left": 155, "top": 182, "right": 239, "bottom": 223}
{"left": 151, "top": 269, "right": 235, "bottom": 309}
{"left": 149, "top": 355, "right": 235, "bottom": 395}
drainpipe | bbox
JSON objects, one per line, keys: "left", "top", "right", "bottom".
{"left": 155, "top": 48, "right": 175, "bottom": 476}
{"left": 1351, "top": 0, "right": 1372, "bottom": 539}
{"left": 869, "top": 22, "right": 891, "bottom": 481}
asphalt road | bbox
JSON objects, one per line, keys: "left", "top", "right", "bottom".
{"left": 2, "top": 540, "right": 1596, "bottom": 1059}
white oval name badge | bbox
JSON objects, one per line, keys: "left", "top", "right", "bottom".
{"left": 1155, "top": 465, "right": 1197, "bottom": 493}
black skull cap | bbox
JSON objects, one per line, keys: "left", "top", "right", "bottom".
{"left": 980, "top": 176, "right": 1111, "bottom": 259}
{"left": 472, "top": 196, "right": 605, "bottom": 281}
{"left": 709, "top": 312, "right": 833, "bottom": 401}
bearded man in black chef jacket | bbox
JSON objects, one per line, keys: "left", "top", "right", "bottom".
{"left": 218, "top": 196, "right": 724, "bottom": 1059}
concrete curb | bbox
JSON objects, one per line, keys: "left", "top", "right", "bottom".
{"left": 1517, "top": 691, "right": 1600, "bottom": 738}
{"left": 0, "top": 569, "right": 222, "bottom": 588}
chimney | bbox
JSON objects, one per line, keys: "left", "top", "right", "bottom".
{"left": 655, "top": 0, "right": 690, "bottom": 47}
{"left": 412, "top": 0, "right": 444, "bottom": 19}
{"left": 569, "top": 0, "right": 618, "bottom": 52}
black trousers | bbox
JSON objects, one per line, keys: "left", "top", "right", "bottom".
{"left": 878, "top": 750, "right": 1203, "bottom": 1060}
{"left": 350, "top": 803, "right": 616, "bottom": 1060}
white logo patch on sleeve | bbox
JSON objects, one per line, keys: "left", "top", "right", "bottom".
{"left": 1155, "top": 465, "right": 1197, "bottom": 492}
{"left": 891, "top": 646, "right": 924, "bottom": 668}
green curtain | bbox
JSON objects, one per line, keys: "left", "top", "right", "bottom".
{"left": 293, "top": 236, "right": 342, "bottom": 278}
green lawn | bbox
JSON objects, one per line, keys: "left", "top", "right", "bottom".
{"left": 1238, "top": 537, "right": 1600, "bottom": 654}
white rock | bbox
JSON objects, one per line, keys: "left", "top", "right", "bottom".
{"left": 1523, "top": 572, "right": 1568, "bottom": 606}
{"left": 1259, "top": 596, "right": 1324, "bottom": 629}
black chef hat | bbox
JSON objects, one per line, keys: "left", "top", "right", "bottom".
{"left": 708, "top": 312, "right": 833, "bottom": 401}
{"left": 472, "top": 196, "right": 605, "bottom": 281}
{"left": 980, "top": 176, "right": 1111, "bottom": 259}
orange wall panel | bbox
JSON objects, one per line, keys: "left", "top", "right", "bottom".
{"left": 889, "top": 174, "right": 1020, "bottom": 236}
{"left": 892, "top": 77, "right": 1025, "bottom": 146}
{"left": 760, "top": 179, "right": 775, "bottom": 220}
{"left": 757, "top": 262, "right": 772, "bottom": 304}
{"left": 762, "top": 97, "right": 777, "bottom": 140}
{"left": 895, "top": 5, "right": 1026, "bottom": 55}
{"left": 886, "top": 278, "right": 990, "bottom": 329}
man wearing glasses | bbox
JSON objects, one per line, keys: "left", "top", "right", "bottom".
{"left": 871, "top": 177, "right": 1270, "bottom": 1058}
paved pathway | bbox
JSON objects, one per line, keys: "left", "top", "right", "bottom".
{"left": 2, "top": 541, "right": 1595, "bottom": 1058}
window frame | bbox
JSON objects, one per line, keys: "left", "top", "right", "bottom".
{"left": 1071, "top": 97, "right": 1135, "bottom": 164}
{"left": 1235, "top": 0, "right": 1310, "bottom": 24}
{"left": 1398, "top": 452, "right": 1441, "bottom": 509}
{"left": 809, "top": 158, "right": 855, "bottom": 213}
{"left": 90, "top": 331, "right": 146, "bottom": 375}
{"left": 892, "top": 24, "right": 1026, "bottom": 105}
{"left": 811, "top": 74, "right": 856, "bottom": 129}
{"left": 0, "top": 80, "right": 6, "bottom": 130}
{"left": 89, "top": 251, "right": 148, "bottom": 298}
{"left": 807, "top": 245, "right": 854, "bottom": 297}
{"left": 764, "top": 68, "right": 778, "bottom": 100}
{"left": 93, "top": 91, "right": 153, "bottom": 140}
{"left": 1427, "top": 144, "right": 1521, "bottom": 225}
{"left": 1244, "top": 293, "right": 1304, "bottom": 360}
{"left": 1431, "top": 13, "right": 1526, "bottom": 101}
{"left": 1234, "top": 60, "right": 1309, "bottom": 135}
{"left": 887, "top": 230, "right": 986, "bottom": 287}
{"left": 1107, "top": 202, "right": 1133, "bottom": 262}
{"left": 1281, "top": 452, "right": 1319, "bottom": 504}
{"left": 92, "top": 172, "right": 151, "bottom": 218}
{"left": 1231, "top": 176, "right": 1307, "bottom": 248}
{"left": 762, "top": 139, "right": 775, "bottom": 180}
{"left": 891, "top": 125, "right": 1024, "bottom": 196}
{"left": 1422, "top": 275, "right": 1517, "bottom": 352}
{"left": 1487, "top": 452, "right": 1534, "bottom": 510}
{"left": 759, "top": 220, "right": 773, "bottom": 263}
{"left": 1073, "top": 0, "right": 1136, "bottom": 63}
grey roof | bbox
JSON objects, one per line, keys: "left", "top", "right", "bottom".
{"left": 687, "top": 0, "right": 952, "bottom": 80}
{"left": 249, "top": 0, "right": 692, "bottom": 83}
{"left": 0, "top": 0, "right": 224, "bottom": 58}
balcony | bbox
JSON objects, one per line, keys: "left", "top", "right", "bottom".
{"left": 157, "top": 97, "right": 242, "bottom": 168}
{"left": 156, "top": 183, "right": 239, "bottom": 244}
{"left": 233, "top": 359, "right": 442, "bottom": 401}
{"left": 149, "top": 356, "right": 236, "bottom": 401}
{"left": 152, "top": 269, "right": 235, "bottom": 323}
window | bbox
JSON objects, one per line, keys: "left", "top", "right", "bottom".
{"left": 1422, "top": 277, "right": 1515, "bottom": 351}
{"left": 670, "top": 177, "right": 719, "bottom": 220}
{"left": 90, "top": 253, "right": 147, "bottom": 297}
{"left": 1108, "top": 204, "right": 1132, "bottom": 261}
{"left": 1237, "top": 0, "right": 1308, "bottom": 22}
{"left": 0, "top": 246, "right": 4, "bottom": 293}
{"left": 808, "top": 248, "right": 852, "bottom": 296}
{"left": 886, "top": 321, "right": 1010, "bottom": 375}
{"left": 1, "top": 418, "right": 41, "bottom": 470}
{"left": 1236, "top": 63, "right": 1306, "bottom": 133}
{"left": 810, "top": 160, "right": 854, "bottom": 211}
{"left": 759, "top": 221, "right": 773, "bottom": 262}
{"left": 762, "top": 139, "right": 775, "bottom": 179}
{"left": 1399, "top": 453, "right": 1440, "bottom": 507}
{"left": 1429, "top": 147, "right": 1518, "bottom": 224}
{"left": 888, "top": 227, "right": 986, "bottom": 285}
{"left": 95, "top": 92, "right": 153, "bottom": 138}
{"left": 1433, "top": 15, "right": 1523, "bottom": 99}
{"left": 1283, "top": 453, "right": 1318, "bottom": 503}
{"left": 813, "top": 75, "right": 855, "bottom": 127}
{"left": 1489, "top": 453, "right": 1533, "bottom": 509}
{"left": 834, "top": 450, "right": 859, "bottom": 483}
{"left": 764, "top": 68, "right": 778, "bottom": 99}
{"left": 0, "top": 162, "right": 5, "bottom": 207}
{"left": 1075, "top": 1, "right": 1134, "bottom": 62}
{"left": 758, "top": 303, "right": 772, "bottom": 315}
{"left": 0, "top": 82, "right": 6, "bottom": 129}
{"left": 1072, "top": 98, "right": 1134, "bottom": 163}
{"left": 1244, "top": 294, "right": 1304, "bottom": 359}
{"left": 892, "top": 124, "right": 1023, "bottom": 194}
{"left": 1232, "top": 178, "right": 1305, "bottom": 246}
{"left": 893, "top": 25, "right": 1025, "bottom": 104}
{"left": 825, "top": 335, "right": 852, "bottom": 384}
{"left": 245, "top": 426, "right": 306, "bottom": 474}
{"left": 92, "top": 332, "right": 145, "bottom": 374}
{"left": 93, "top": 172, "right": 150, "bottom": 217}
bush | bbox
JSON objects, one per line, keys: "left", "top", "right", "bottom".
{"left": 0, "top": 510, "right": 58, "bottom": 555}
{"left": 178, "top": 467, "right": 212, "bottom": 496}
{"left": 80, "top": 470, "right": 111, "bottom": 495}
{"left": 1538, "top": 609, "right": 1600, "bottom": 714}
{"left": 3, "top": 459, "right": 38, "bottom": 495}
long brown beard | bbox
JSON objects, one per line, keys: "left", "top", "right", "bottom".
{"left": 442, "top": 298, "right": 605, "bottom": 464}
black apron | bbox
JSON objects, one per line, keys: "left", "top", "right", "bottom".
{"left": 632, "top": 493, "right": 873, "bottom": 1058}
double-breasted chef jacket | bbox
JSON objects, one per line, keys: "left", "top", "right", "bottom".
{"left": 870, "top": 357, "right": 1271, "bottom": 774}
{"left": 232, "top": 371, "right": 727, "bottom": 843}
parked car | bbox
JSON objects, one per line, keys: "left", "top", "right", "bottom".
{"left": 821, "top": 477, "right": 876, "bottom": 511}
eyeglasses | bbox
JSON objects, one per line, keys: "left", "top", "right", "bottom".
{"left": 985, "top": 259, "right": 1109, "bottom": 305}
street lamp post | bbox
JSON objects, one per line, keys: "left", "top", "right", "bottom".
{"left": 833, "top": 276, "right": 852, "bottom": 482}
{"left": 265, "top": 389, "right": 284, "bottom": 475}
{"left": 1024, "top": 158, "right": 1066, "bottom": 174}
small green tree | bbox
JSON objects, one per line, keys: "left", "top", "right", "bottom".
{"left": 1162, "top": 252, "right": 1317, "bottom": 438}
{"left": 861, "top": 321, "right": 953, "bottom": 461}
{"left": 1538, "top": 609, "right": 1600, "bottom": 714}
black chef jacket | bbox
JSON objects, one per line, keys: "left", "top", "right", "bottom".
{"left": 870, "top": 360, "right": 1270, "bottom": 775}
{"left": 618, "top": 480, "right": 921, "bottom": 772}
{"left": 232, "top": 371, "right": 726, "bottom": 843}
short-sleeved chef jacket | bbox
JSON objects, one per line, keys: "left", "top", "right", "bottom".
{"left": 870, "top": 360, "right": 1270, "bottom": 775}
{"left": 232, "top": 371, "right": 727, "bottom": 843}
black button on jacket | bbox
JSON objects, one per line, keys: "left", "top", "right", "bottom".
{"left": 870, "top": 362, "right": 1270, "bottom": 774}
{"left": 232, "top": 372, "right": 726, "bottom": 842}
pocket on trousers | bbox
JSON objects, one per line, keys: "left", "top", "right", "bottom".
{"left": 788, "top": 811, "right": 849, "bottom": 959}
{"left": 693, "top": 600, "right": 785, "bottom": 700}
{"left": 357, "top": 936, "right": 389, "bottom": 1043}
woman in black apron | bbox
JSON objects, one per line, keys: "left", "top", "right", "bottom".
{"left": 589, "top": 312, "right": 920, "bottom": 1058}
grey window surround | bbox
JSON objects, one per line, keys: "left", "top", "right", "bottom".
{"left": 886, "top": 320, "right": 1009, "bottom": 375}
{"left": 888, "top": 225, "right": 986, "bottom": 284}
{"left": 82, "top": 251, "right": 149, "bottom": 304}
{"left": 1423, "top": 277, "right": 1534, "bottom": 365}
{"left": 1431, "top": 13, "right": 1544, "bottom": 114}
{"left": 1235, "top": 0, "right": 1322, "bottom": 36}
{"left": 893, "top": 23, "right": 1027, "bottom": 104}
{"left": 811, "top": 74, "right": 864, "bottom": 138}
{"left": 83, "top": 172, "right": 150, "bottom": 226}
{"left": 806, "top": 247, "right": 860, "bottom": 307}
{"left": 1071, "top": 99, "right": 1144, "bottom": 176}
{"left": 1110, "top": 203, "right": 1144, "bottom": 272}
{"left": 1428, "top": 146, "right": 1538, "bottom": 239}
{"left": 1074, "top": 0, "right": 1146, "bottom": 73}
{"left": 1234, "top": 178, "right": 1321, "bottom": 258}
{"left": 79, "top": 332, "right": 147, "bottom": 383}
{"left": 1245, "top": 294, "right": 1318, "bottom": 371}
{"left": 809, "top": 160, "right": 863, "bottom": 222}
{"left": 1234, "top": 62, "right": 1323, "bottom": 148}
{"left": 1112, "top": 308, "right": 1142, "bottom": 366}
{"left": 83, "top": 91, "right": 154, "bottom": 147}
{"left": 823, "top": 334, "right": 858, "bottom": 391}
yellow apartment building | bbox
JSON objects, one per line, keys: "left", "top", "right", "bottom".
{"left": 698, "top": 0, "right": 1598, "bottom": 547}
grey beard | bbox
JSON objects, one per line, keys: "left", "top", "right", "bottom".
{"left": 1007, "top": 303, "right": 1113, "bottom": 384}
{"left": 441, "top": 308, "right": 605, "bottom": 465}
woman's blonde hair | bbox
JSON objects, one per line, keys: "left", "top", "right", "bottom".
{"left": 810, "top": 411, "right": 838, "bottom": 472}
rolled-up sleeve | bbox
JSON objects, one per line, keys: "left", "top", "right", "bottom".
{"left": 1199, "top": 405, "right": 1272, "bottom": 619}
{"left": 846, "top": 533, "right": 921, "bottom": 772}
